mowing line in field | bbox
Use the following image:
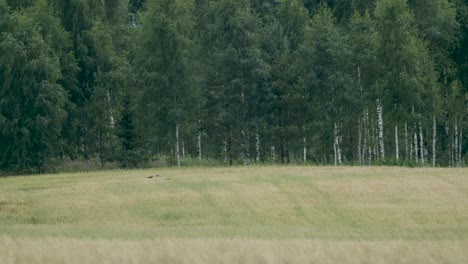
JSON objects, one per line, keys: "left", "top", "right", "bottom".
{"left": 270, "top": 180, "right": 314, "bottom": 225}
{"left": 222, "top": 183, "right": 267, "bottom": 226}
{"left": 281, "top": 174, "right": 352, "bottom": 228}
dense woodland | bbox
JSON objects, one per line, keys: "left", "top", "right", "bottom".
{"left": 0, "top": 0, "right": 467, "bottom": 173}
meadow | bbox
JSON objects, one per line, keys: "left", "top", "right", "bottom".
{"left": 0, "top": 166, "right": 467, "bottom": 263}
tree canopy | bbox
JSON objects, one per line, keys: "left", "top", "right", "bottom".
{"left": 0, "top": 0, "right": 466, "bottom": 173}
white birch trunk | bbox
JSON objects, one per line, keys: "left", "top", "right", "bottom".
{"left": 375, "top": 127, "right": 379, "bottom": 161}
{"left": 271, "top": 146, "right": 276, "bottom": 164}
{"left": 459, "top": 126, "right": 463, "bottom": 167}
{"left": 414, "top": 129, "right": 419, "bottom": 164}
{"left": 368, "top": 146, "right": 372, "bottom": 164}
{"left": 419, "top": 122, "right": 425, "bottom": 165}
{"left": 410, "top": 126, "right": 413, "bottom": 161}
{"left": 176, "top": 124, "right": 180, "bottom": 167}
{"left": 334, "top": 123, "right": 342, "bottom": 166}
{"left": 334, "top": 124, "right": 338, "bottom": 166}
{"left": 358, "top": 117, "right": 362, "bottom": 165}
{"left": 364, "top": 108, "right": 369, "bottom": 165}
{"left": 405, "top": 122, "right": 409, "bottom": 160}
{"left": 241, "top": 129, "right": 248, "bottom": 166}
{"left": 223, "top": 140, "right": 228, "bottom": 164}
{"left": 433, "top": 116, "right": 436, "bottom": 167}
{"left": 452, "top": 131, "right": 455, "bottom": 167}
{"left": 197, "top": 131, "right": 202, "bottom": 161}
{"left": 303, "top": 136, "right": 307, "bottom": 162}
{"left": 256, "top": 130, "right": 260, "bottom": 162}
{"left": 377, "top": 99, "right": 385, "bottom": 160}
{"left": 182, "top": 139, "right": 185, "bottom": 158}
{"left": 395, "top": 125, "right": 399, "bottom": 161}
{"left": 333, "top": 139, "right": 338, "bottom": 166}
{"left": 455, "top": 118, "right": 459, "bottom": 167}
{"left": 107, "top": 90, "right": 115, "bottom": 129}
{"left": 338, "top": 137, "right": 342, "bottom": 165}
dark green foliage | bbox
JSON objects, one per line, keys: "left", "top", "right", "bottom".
{"left": 136, "top": 0, "right": 197, "bottom": 159}
{"left": 0, "top": 1, "right": 66, "bottom": 172}
{"left": 118, "top": 95, "right": 143, "bottom": 168}
{"left": 0, "top": 0, "right": 466, "bottom": 173}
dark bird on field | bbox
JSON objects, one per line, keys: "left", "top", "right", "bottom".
{"left": 147, "top": 176, "right": 154, "bottom": 179}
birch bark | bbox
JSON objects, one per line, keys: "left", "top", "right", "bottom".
{"left": 358, "top": 117, "right": 362, "bottom": 165}
{"left": 271, "top": 146, "right": 276, "bottom": 164}
{"left": 455, "top": 118, "right": 459, "bottom": 167}
{"left": 334, "top": 124, "right": 338, "bottom": 166}
{"left": 433, "top": 116, "right": 436, "bottom": 167}
{"left": 364, "top": 109, "right": 369, "bottom": 165}
{"left": 419, "top": 122, "right": 424, "bottom": 165}
{"left": 197, "top": 131, "right": 202, "bottom": 161}
{"left": 377, "top": 99, "right": 385, "bottom": 160}
{"left": 444, "top": 68, "right": 451, "bottom": 167}
{"left": 176, "top": 124, "right": 180, "bottom": 167}
{"left": 459, "top": 126, "right": 463, "bottom": 167}
{"left": 414, "top": 129, "right": 418, "bottom": 164}
{"left": 107, "top": 90, "right": 115, "bottom": 129}
{"left": 405, "top": 122, "right": 408, "bottom": 160}
{"left": 256, "top": 129, "right": 260, "bottom": 162}
{"left": 395, "top": 125, "right": 399, "bottom": 161}
{"left": 303, "top": 136, "right": 307, "bottom": 162}
{"left": 334, "top": 123, "right": 342, "bottom": 166}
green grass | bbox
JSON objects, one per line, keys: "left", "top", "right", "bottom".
{"left": 1, "top": 166, "right": 467, "bottom": 263}
{"left": 1, "top": 166, "right": 467, "bottom": 240}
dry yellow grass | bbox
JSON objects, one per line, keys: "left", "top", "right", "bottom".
{"left": 0, "top": 166, "right": 468, "bottom": 263}
{"left": 1, "top": 237, "right": 468, "bottom": 264}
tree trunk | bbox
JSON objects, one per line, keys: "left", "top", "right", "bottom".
{"left": 444, "top": 68, "right": 451, "bottom": 167}
{"left": 175, "top": 124, "right": 180, "bottom": 167}
{"left": 334, "top": 124, "right": 338, "bottom": 166}
{"left": 303, "top": 136, "right": 307, "bottom": 163}
{"left": 182, "top": 139, "right": 185, "bottom": 158}
{"left": 227, "top": 133, "right": 233, "bottom": 166}
{"left": 271, "top": 146, "right": 276, "bottom": 164}
{"left": 334, "top": 123, "right": 342, "bottom": 166}
{"left": 364, "top": 108, "right": 369, "bottom": 165}
{"left": 405, "top": 122, "right": 409, "bottom": 161}
{"left": 455, "top": 118, "right": 459, "bottom": 167}
{"left": 223, "top": 139, "right": 228, "bottom": 164}
{"left": 414, "top": 128, "right": 419, "bottom": 164}
{"left": 197, "top": 130, "right": 202, "bottom": 161}
{"left": 433, "top": 116, "right": 437, "bottom": 167}
{"left": 459, "top": 126, "right": 463, "bottom": 167}
{"left": 256, "top": 129, "right": 260, "bottom": 162}
{"left": 395, "top": 124, "right": 399, "bottom": 161}
{"left": 107, "top": 90, "right": 115, "bottom": 129}
{"left": 241, "top": 129, "right": 248, "bottom": 166}
{"left": 419, "top": 122, "right": 425, "bottom": 165}
{"left": 377, "top": 99, "right": 385, "bottom": 161}
{"left": 358, "top": 117, "right": 362, "bottom": 165}
{"left": 373, "top": 126, "right": 378, "bottom": 162}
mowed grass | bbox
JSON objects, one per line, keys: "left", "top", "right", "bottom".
{"left": 0, "top": 166, "right": 468, "bottom": 263}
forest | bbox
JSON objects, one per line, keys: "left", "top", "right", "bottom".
{"left": 0, "top": 0, "right": 467, "bottom": 173}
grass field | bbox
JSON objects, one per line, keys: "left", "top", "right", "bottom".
{"left": 0, "top": 166, "right": 467, "bottom": 263}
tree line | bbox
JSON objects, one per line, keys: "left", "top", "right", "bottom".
{"left": 0, "top": 0, "right": 467, "bottom": 173}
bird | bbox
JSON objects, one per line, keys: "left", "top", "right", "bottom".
{"left": 147, "top": 176, "right": 154, "bottom": 179}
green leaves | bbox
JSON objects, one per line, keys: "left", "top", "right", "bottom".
{"left": 0, "top": 4, "right": 66, "bottom": 172}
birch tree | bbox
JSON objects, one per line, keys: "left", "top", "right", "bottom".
{"left": 137, "top": 0, "right": 197, "bottom": 166}
{"left": 303, "top": 6, "right": 355, "bottom": 164}
{"left": 202, "top": 0, "right": 266, "bottom": 165}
